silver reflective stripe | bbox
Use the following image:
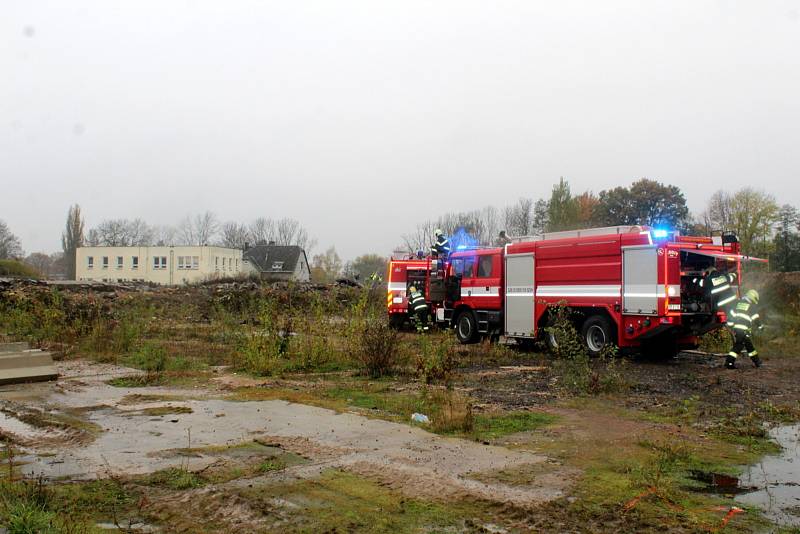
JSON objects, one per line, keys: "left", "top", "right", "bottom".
{"left": 733, "top": 324, "right": 750, "bottom": 330}
{"left": 711, "top": 284, "right": 730, "bottom": 294}
{"left": 537, "top": 284, "right": 621, "bottom": 297}
{"left": 718, "top": 295, "right": 737, "bottom": 306}
{"left": 751, "top": 313, "right": 760, "bottom": 320}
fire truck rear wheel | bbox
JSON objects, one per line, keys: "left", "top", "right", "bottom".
{"left": 455, "top": 311, "right": 479, "bottom": 344}
{"left": 581, "top": 315, "right": 615, "bottom": 357}
{"left": 389, "top": 315, "right": 405, "bottom": 330}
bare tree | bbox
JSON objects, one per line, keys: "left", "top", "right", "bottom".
{"left": 25, "top": 252, "right": 53, "bottom": 277}
{"left": 220, "top": 222, "right": 250, "bottom": 249}
{"left": 503, "top": 198, "right": 534, "bottom": 236}
{"left": 248, "top": 217, "right": 274, "bottom": 245}
{"left": 152, "top": 225, "right": 178, "bottom": 246}
{"left": 94, "top": 220, "right": 126, "bottom": 246}
{"left": 0, "top": 220, "right": 23, "bottom": 259}
{"left": 85, "top": 228, "right": 101, "bottom": 247}
{"left": 274, "top": 218, "right": 313, "bottom": 249}
{"left": 178, "top": 212, "right": 219, "bottom": 245}
{"left": 126, "top": 218, "right": 154, "bottom": 245}
{"left": 402, "top": 219, "right": 437, "bottom": 254}
{"left": 60, "top": 205, "right": 84, "bottom": 278}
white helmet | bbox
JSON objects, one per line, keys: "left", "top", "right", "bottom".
{"left": 434, "top": 228, "right": 444, "bottom": 237}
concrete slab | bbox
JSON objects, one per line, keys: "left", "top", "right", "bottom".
{"left": 0, "top": 348, "right": 58, "bottom": 385}
{"left": 0, "top": 342, "right": 29, "bottom": 352}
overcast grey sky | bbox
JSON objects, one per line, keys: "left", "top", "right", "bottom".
{"left": 2, "top": 1, "right": 799, "bottom": 260}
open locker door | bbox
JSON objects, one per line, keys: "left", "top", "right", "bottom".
{"left": 504, "top": 253, "right": 535, "bottom": 337}
{"left": 622, "top": 245, "right": 659, "bottom": 315}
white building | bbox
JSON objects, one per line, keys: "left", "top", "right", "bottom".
{"left": 75, "top": 246, "right": 243, "bottom": 285}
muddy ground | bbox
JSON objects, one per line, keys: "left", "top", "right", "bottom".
{"left": 2, "top": 347, "right": 800, "bottom": 533}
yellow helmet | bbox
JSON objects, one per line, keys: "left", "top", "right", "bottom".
{"left": 745, "top": 289, "right": 760, "bottom": 304}
{"left": 408, "top": 286, "right": 417, "bottom": 293}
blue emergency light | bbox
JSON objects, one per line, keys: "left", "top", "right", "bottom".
{"left": 652, "top": 229, "right": 670, "bottom": 239}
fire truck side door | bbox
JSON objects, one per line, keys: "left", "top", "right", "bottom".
{"left": 622, "top": 245, "right": 659, "bottom": 315}
{"left": 504, "top": 253, "right": 535, "bottom": 337}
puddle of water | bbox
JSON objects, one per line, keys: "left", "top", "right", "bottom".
{"left": 736, "top": 424, "right": 800, "bottom": 527}
{"left": 0, "top": 410, "right": 67, "bottom": 441}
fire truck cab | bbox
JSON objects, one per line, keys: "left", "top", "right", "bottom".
{"left": 432, "top": 226, "right": 745, "bottom": 358}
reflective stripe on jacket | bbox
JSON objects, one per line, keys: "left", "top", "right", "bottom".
{"left": 726, "top": 298, "right": 759, "bottom": 332}
{"left": 409, "top": 290, "right": 427, "bottom": 312}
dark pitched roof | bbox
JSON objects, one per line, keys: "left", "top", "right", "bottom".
{"left": 243, "top": 245, "right": 308, "bottom": 273}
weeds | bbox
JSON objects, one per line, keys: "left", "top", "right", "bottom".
{"left": 354, "top": 317, "right": 400, "bottom": 378}
{"left": 414, "top": 333, "right": 457, "bottom": 384}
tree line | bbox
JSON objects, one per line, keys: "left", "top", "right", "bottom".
{"left": 401, "top": 177, "right": 797, "bottom": 269}
{"left": 1, "top": 178, "right": 798, "bottom": 279}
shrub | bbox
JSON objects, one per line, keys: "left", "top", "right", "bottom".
{"left": 430, "top": 389, "right": 474, "bottom": 434}
{"left": 354, "top": 317, "right": 400, "bottom": 378}
{"left": 0, "top": 260, "right": 40, "bottom": 279}
{"left": 415, "top": 334, "right": 458, "bottom": 384}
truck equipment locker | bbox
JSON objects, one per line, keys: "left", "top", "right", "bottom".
{"left": 504, "top": 252, "right": 535, "bottom": 337}
{"left": 622, "top": 245, "right": 659, "bottom": 315}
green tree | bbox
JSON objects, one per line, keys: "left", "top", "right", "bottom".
{"left": 61, "top": 204, "right": 85, "bottom": 280}
{"left": 0, "top": 219, "right": 23, "bottom": 259}
{"left": 772, "top": 205, "right": 800, "bottom": 271}
{"left": 546, "top": 177, "right": 579, "bottom": 231}
{"left": 311, "top": 247, "right": 343, "bottom": 283}
{"left": 345, "top": 254, "right": 388, "bottom": 282}
{"left": 728, "top": 189, "right": 779, "bottom": 257}
{"left": 595, "top": 178, "right": 689, "bottom": 230}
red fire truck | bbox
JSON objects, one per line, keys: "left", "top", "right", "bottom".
{"left": 385, "top": 256, "right": 429, "bottom": 329}
{"left": 422, "top": 225, "right": 748, "bottom": 357}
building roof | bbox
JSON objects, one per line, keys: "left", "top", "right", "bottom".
{"left": 243, "top": 244, "right": 308, "bottom": 273}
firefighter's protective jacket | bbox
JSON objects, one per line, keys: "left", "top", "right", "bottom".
{"left": 431, "top": 235, "right": 450, "bottom": 257}
{"left": 695, "top": 270, "right": 737, "bottom": 311}
{"left": 727, "top": 296, "right": 761, "bottom": 334}
{"left": 408, "top": 289, "right": 428, "bottom": 313}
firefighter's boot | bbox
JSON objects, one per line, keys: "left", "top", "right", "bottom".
{"left": 750, "top": 353, "right": 762, "bottom": 368}
{"left": 725, "top": 355, "right": 737, "bottom": 369}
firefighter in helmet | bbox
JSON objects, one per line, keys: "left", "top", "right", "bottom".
{"left": 431, "top": 229, "right": 450, "bottom": 259}
{"left": 694, "top": 266, "right": 738, "bottom": 313}
{"left": 496, "top": 230, "right": 513, "bottom": 246}
{"left": 408, "top": 285, "right": 429, "bottom": 332}
{"left": 725, "top": 289, "right": 763, "bottom": 369}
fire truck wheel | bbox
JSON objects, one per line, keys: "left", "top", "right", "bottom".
{"left": 455, "top": 311, "right": 479, "bottom": 344}
{"left": 581, "top": 315, "right": 615, "bottom": 357}
{"left": 389, "top": 315, "right": 405, "bottom": 330}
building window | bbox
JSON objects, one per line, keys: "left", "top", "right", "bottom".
{"left": 177, "top": 256, "right": 186, "bottom": 270}
{"left": 271, "top": 261, "right": 284, "bottom": 271}
{"left": 116, "top": 256, "right": 123, "bottom": 269}
{"left": 215, "top": 257, "right": 219, "bottom": 271}
{"left": 87, "top": 256, "right": 94, "bottom": 269}
{"left": 102, "top": 256, "right": 109, "bottom": 269}
{"left": 191, "top": 256, "right": 199, "bottom": 270}
{"left": 235, "top": 259, "right": 239, "bottom": 270}
{"left": 154, "top": 256, "right": 167, "bottom": 270}
{"left": 132, "top": 256, "right": 139, "bottom": 269}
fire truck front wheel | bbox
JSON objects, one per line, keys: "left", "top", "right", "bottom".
{"left": 455, "top": 311, "right": 479, "bottom": 344}
{"left": 581, "top": 315, "right": 616, "bottom": 357}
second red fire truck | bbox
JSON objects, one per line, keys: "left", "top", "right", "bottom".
{"left": 388, "top": 225, "right": 749, "bottom": 357}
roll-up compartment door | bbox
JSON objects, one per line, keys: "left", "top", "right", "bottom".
{"left": 623, "top": 246, "right": 658, "bottom": 315}
{"left": 504, "top": 253, "right": 535, "bottom": 337}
